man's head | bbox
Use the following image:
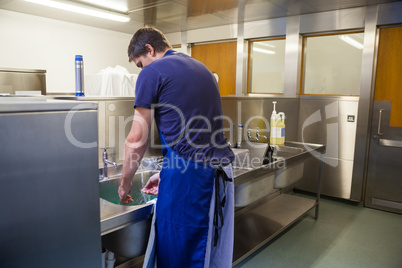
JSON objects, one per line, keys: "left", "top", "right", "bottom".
{"left": 128, "top": 26, "right": 172, "bottom": 68}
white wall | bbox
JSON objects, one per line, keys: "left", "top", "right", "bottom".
{"left": 0, "top": 9, "right": 139, "bottom": 93}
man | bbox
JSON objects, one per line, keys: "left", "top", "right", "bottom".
{"left": 118, "top": 26, "right": 235, "bottom": 267}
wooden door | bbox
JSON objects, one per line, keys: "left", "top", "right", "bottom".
{"left": 191, "top": 42, "right": 237, "bottom": 96}
{"left": 374, "top": 26, "right": 402, "bottom": 127}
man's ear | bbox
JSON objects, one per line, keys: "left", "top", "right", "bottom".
{"left": 145, "top": 44, "right": 155, "bottom": 56}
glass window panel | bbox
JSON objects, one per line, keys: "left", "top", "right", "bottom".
{"left": 249, "top": 39, "right": 286, "bottom": 94}
{"left": 303, "top": 33, "right": 364, "bottom": 95}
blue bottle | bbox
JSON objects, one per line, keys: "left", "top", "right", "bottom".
{"left": 75, "top": 55, "right": 85, "bottom": 97}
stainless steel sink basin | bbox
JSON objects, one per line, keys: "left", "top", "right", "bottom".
{"left": 272, "top": 145, "right": 306, "bottom": 188}
{"left": 232, "top": 141, "right": 321, "bottom": 207}
{"left": 99, "top": 170, "right": 158, "bottom": 259}
{"left": 233, "top": 142, "right": 275, "bottom": 207}
{"left": 99, "top": 172, "right": 156, "bottom": 206}
{"left": 274, "top": 145, "right": 305, "bottom": 158}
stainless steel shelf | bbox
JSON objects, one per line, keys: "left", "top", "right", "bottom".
{"left": 233, "top": 193, "right": 318, "bottom": 265}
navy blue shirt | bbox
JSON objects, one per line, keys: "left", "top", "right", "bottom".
{"left": 134, "top": 50, "right": 234, "bottom": 163}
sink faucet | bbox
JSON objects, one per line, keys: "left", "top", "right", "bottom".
{"left": 247, "top": 129, "right": 259, "bottom": 142}
{"left": 256, "top": 127, "right": 268, "bottom": 140}
{"left": 262, "top": 139, "right": 275, "bottom": 165}
{"left": 101, "top": 147, "right": 117, "bottom": 180}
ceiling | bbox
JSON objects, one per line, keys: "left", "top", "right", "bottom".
{"left": 1, "top": 0, "right": 400, "bottom": 34}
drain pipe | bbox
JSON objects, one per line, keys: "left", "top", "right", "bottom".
{"left": 105, "top": 250, "right": 116, "bottom": 268}
{"left": 101, "top": 248, "right": 106, "bottom": 268}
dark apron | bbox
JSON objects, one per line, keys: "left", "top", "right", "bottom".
{"left": 155, "top": 131, "right": 233, "bottom": 267}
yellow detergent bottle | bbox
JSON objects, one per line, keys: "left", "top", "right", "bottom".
{"left": 276, "top": 112, "right": 285, "bottom": 145}
{"left": 270, "top": 101, "right": 278, "bottom": 145}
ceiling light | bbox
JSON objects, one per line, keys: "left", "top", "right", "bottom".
{"left": 253, "top": 47, "right": 275, "bottom": 55}
{"left": 79, "top": 0, "right": 128, "bottom": 13}
{"left": 339, "top": 35, "right": 363, "bottom": 49}
{"left": 24, "top": 0, "right": 130, "bottom": 22}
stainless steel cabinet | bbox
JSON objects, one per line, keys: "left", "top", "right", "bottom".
{"left": 0, "top": 97, "right": 101, "bottom": 267}
{"left": 295, "top": 98, "right": 360, "bottom": 201}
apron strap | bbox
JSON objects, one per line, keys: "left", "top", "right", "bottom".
{"left": 213, "top": 166, "right": 232, "bottom": 247}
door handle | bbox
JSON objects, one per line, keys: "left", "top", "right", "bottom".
{"left": 379, "top": 139, "right": 402, "bottom": 148}
{"left": 377, "top": 109, "right": 384, "bottom": 136}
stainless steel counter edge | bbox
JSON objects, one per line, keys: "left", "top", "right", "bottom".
{"left": 20, "top": 95, "right": 359, "bottom": 101}
{"left": 0, "top": 68, "right": 46, "bottom": 73}
{"left": 50, "top": 96, "right": 135, "bottom": 101}
{"left": 100, "top": 198, "right": 153, "bottom": 236}
{"left": 0, "top": 97, "right": 98, "bottom": 113}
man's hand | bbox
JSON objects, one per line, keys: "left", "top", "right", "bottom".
{"left": 119, "top": 182, "right": 134, "bottom": 204}
{"left": 142, "top": 172, "right": 161, "bottom": 195}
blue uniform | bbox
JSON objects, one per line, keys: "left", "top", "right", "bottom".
{"left": 135, "top": 50, "right": 234, "bottom": 267}
{"left": 134, "top": 50, "right": 234, "bottom": 163}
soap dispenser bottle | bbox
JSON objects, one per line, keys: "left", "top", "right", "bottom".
{"left": 276, "top": 112, "right": 285, "bottom": 145}
{"left": 270, "top": 101, "right": 278, "bottom": 145}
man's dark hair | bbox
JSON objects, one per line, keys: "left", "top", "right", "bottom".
{"left": 128, "top": 26, "right": 172, "bottom": 62}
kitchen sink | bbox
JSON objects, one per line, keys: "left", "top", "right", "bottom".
{"left": 232, "top": 142, "right": 276, "bottom": 207}
{"left": 99, "top": 172, "right": 157, "bottom": 206}
{"left": 274, "top": 144, "right": 305, "bottom": 159}
{"left": 273, "top": 145, "right": 306, "bottom": 188}
{"left": 232, "top": 141, "right": 311, "bottom": 207}
{"left": 100, "top": 170, "right": 158, "bottom": 259}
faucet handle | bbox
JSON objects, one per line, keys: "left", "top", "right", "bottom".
{"left": 256, "top": 127, "right": 268, "bottom": 139}
{"left": 101, "top": 147, "right": 110, "bottom": 152}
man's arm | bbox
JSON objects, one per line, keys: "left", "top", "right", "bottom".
{"left": 118, "top": 107, "right": 152, "bottom": 204}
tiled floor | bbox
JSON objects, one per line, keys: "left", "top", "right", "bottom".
{"left": 234, "top": 192, "right": 402, "bottom": 268}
